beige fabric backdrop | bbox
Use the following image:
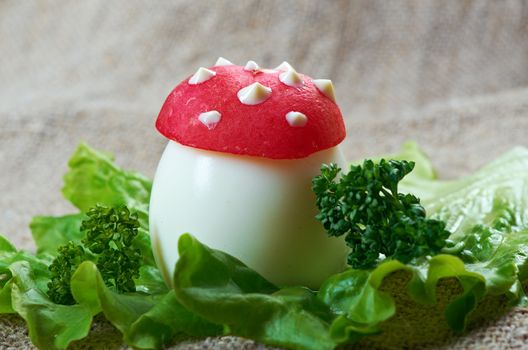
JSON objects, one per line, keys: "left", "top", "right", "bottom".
{"left": 1, "top": 0, "right": 528, "bottom": 349}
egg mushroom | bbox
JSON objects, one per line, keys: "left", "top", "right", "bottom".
{"left": 150, "top": 59, "right": 348, "bottom": 289}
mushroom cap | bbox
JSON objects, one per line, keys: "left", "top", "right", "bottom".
{"left": 156, "top": 64, "right": 346, "bottom": 159}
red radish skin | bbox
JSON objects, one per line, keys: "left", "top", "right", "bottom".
{"left": 156, "top": 65, "right": 346, "bottom": 159}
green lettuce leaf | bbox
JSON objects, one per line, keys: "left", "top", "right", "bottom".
{"left": 1, "top": 238, "right": 95, "bottom": 349}
{"left": 9, "top": 261, "right": 92, "bottom": 349}
{"left": 0, "top": 235, "right": 18, "bottom": 313}
{"left": 400, "top": 145, "right": 528, "bottom": 303}
{"left": 62, "top": 143, "right": 151, "bottom": 225}
{"left": 135, "top": 265, "right": 170, "bottom": 295}
{"left": 30, "top": 214, "right": 84, "bottom": 257}
{"left": 173, "top": 233, "right": 336, "bottom": 350}
{"left": 0, "top": 235, "right": 17, "bottom": 253}
{"left": 71, "top": 261, "right": 220, "bottom": 349}
{"left": 0, "top": 235, "right": 52, "bottom": 313}
{"left": 125, "top": 290, "right": 223, "bottom": 349}
{"left": 318, "top": 255, "right": 489, "bottom": 346}
{"left": 72, "top": 261, "right": 160, "bottom": 332}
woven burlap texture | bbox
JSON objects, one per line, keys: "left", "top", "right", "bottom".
{"left": 1, "top": 1, "right": 528, "bottom": 349}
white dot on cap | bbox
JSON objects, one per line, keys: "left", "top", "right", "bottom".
{"left": 244, "top": 60, "right": 260, "bottom": 72}
{"left": 285, "top": 111, "right": 308, "bottom": 127}
{"left": 275, "top": 61, "right": 294, "bottom": 71}
{"left": 214, "top": 57, "right": 234, "bottom": 66}
{"left": 312, "top": 79, "right": 336, "bottom": 102}
{"left": 237, "top": 82, "right": 272, "bottom": 105}
{"left": 198, "top": 110, "right": 222, "bottom": 130}
{"left": 279, "top": 69, "right": 303, "bottom": 88}
{"left": 189, "top": 67, "right": 216, "bottom": 85}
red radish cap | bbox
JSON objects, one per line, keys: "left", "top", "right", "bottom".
{"left": 156, "top": 59, "right": 346, "bottom": 159}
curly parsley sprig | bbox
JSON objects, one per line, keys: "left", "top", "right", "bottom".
{"left": 312, "top": 159, "right": 450, "bottom": 269}
{"left": 47, "top": 205, "right": 141, "bottom": 305}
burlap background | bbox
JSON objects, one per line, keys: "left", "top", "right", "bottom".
{"left": 1, "top": 0, "right": 528, "bottom": 348}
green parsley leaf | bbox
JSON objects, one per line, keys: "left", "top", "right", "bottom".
{"left": 47, "top": 205, "right": 141, "bottom": 305}
{"left": 312, "top": 159, "right": 450, "bottom": 269}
